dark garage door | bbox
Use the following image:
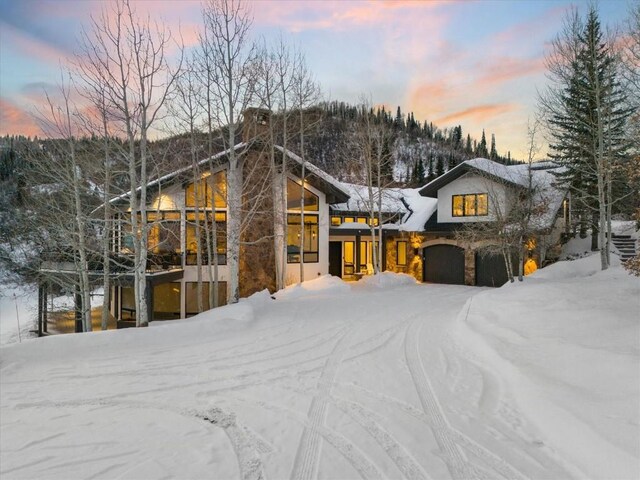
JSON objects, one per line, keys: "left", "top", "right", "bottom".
{"left": 476, "top": 251, "right": 518, "bottom": 287}
{"left": 423, "top": 245, "right": 465, "bottom": 284}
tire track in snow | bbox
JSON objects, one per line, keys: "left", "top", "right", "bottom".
{"left": 404, "top": 319, "right": 480, "bottom": 480}
{"left": 202, "top": 406, "right": 266, "bottom": 480}
{"left": 290, "top": 327, "right": 354, "bottom": 480}
{"left": 331, "top": 396, "right": 432, "bottom": 480}
{"left": 233, "top": 395, "right": 384, "bottom": 480}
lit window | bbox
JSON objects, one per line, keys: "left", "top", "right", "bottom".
{"left": 331, "top": 216, "right": 342, "bottom": 226}
{"left": 477, "top": 194, "right": 488, "bottom": 215}
{"left": 287, "top": 214, "right": 319, "bottom": 263}
{"left": 185, "top": 281, "right": 227, "bottom": 316}
{"left": 286, "top": 178, "right": 319, "bottom": 211}
{"left": 186, "top": 170, "right": 226, "bottom": 208}
{"left": 464, "top": 195, "right": 476, "bottom": 216}
{"left": 185, "top": 212, "right": 226, "bottom": 265}
{"left": 357, "top": 217, "right": 367, "bottom": 224}
{"left": 452, "top": 193, "right": 488, "bottom": 217}
{"left": 397, "top": 241, "right": 407, "bottom": 266}
{"left": 344, "top": 217, "right": 355, "bottom": 223}
{"left": 452, "top": 196, "right": 464, "bottom": 217}
{"left": 153, "top": 282, "right": 181, "bottom": 320}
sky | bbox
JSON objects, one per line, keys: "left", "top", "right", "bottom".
{"left": 0, "top": 0, "right": 631, "bottom": 159}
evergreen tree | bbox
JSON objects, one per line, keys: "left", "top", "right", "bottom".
{"left": 476, "top": 130, "right": 488, "bottom": 157}
{"left": 435, "top": 155, "right": 444, "bottom": 177}
{"left": 465, "top": 134, "right": 472, "bottom": 154}
{"left": 415, "top": 157, "right": 425, "bottom": 185}
{"left": 489, "top": 133, "right": 497, "bottom": 160}
{"left": 543, "top": 5, "right": 631, "bottom": 263}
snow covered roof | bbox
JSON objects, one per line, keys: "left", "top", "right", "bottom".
{"left": 420, "top": 158, "right": 530, "bottom": 198}
{"left": 105, "top": 142, "right": 349, "bottom": 208}
{"left": 331, "top": 183, "right": 406, "bottom": 214}
{"left": 273, "top": 146, "right": 350, "bottom": 204}
{"left": 419, "top": 158, "right": 567, "bottom": 231}
{"left": 398, "top": 189, "right": 438, "bottom": 232}
{"left": 330, "top": 183, "right": 437, "bottom": 233}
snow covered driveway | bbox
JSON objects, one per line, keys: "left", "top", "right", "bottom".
{"left": 0, "top": 275, "right": 634, "bottom": 479}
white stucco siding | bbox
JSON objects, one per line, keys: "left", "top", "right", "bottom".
{"left": 285, "top": 179, "right": 330, "bottom": 285}
{"left": 148, "top": 183, "right": 185, "bottom": 211}
{"left": 437, "top": 173, "right": 511, "bottom": 223}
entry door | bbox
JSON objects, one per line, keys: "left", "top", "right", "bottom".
{"left": 329, "top": 241, "right": 342, "bottom": 277}
{"left": 343, "top": 241, "right": 355, "bottom": 277}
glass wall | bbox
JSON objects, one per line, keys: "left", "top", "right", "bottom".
{"left": 185, "top": 281, "right": 228, "bottom": 316}
{"left": 185, "top": 211, "right": 227, "bottom": 265}
{"left": 153, "top": 282, "right": 182, "bottom": 320}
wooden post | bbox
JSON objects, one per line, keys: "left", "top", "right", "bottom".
{"left": 145, "top": 280, "right": 153, "bottom": 325}
{"left": 37, "top": 283, "right": 43, "bottom": 337}
{"left": 43, "top": 281, "right": 48, "bottom": 333}
{"left": 75, "top": 285, "right": 83, "bottom": 333}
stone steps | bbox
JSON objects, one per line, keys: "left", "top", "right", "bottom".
{"left": 611, "top": 234, "right": 638, "bottom": 262}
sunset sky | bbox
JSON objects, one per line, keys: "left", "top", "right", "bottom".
{"left": 0, "top": 0, "right": 630, "bottom": 159}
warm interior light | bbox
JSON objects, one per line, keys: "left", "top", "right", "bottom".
{"left": 524, "top": 258, "right": 538, "bottom": 275}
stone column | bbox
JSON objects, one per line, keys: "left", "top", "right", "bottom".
{"left": 464, "top": 249, "right": 476, "bottom": 286}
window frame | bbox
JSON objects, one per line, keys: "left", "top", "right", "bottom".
{"left": 397, "top": 240, "right": 408, "bottom": 266}
{"left": 286, "top": 213, "right": 320, "bottom": 264}
{"left": 185, "top": 211, "right": 227, "bottom": 266}
{"left": 451, "top": 193, "right": 489, "bottom": 217}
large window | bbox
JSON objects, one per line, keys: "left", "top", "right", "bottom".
{"left": 452, "top": 193, "right": 488, "bottom": 217}
{"left": 185, "top": 281, "right": 228, "bottom": 316}
{"left": 147, "top": 212, "right": 181, "bottom": 255}
{"left": 286, "top": 178, "right": 319, "bottom": 263}
{"left": 120, "top": 287, "right": 136, "bottom": 321}
{"left": 185, "top": 211, "right": 227, "bottom": 265}
{"left": 153, "top": 282, "right": 182, "bottom": 320}
{"left": 359, "top": 240, "right": 379, "bottom": 270}
{"left": 186, "top": 170, "right": 227, "bottom": 209}
{"left": 287, "top": 214, "right": 319, "bottom": 263}
{"left": 287, "top": 178, "right": 318, "bottom": 211}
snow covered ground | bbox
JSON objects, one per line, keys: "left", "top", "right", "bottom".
{"left": 1, "top": 262, "right": 638, "bottom": 479}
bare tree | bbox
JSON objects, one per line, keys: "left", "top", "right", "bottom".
{"left": 291, "top": 53, "right": 321, "bottom": 284}
{"left": 352, "top": 99, "right": 394, "bottom": 273}
{"left": 76, "top": 0, "right": 182, "bottom": 326}
{"left": 200, "top": 0, "right": 255, "bottom": 303}
{"left": 170, "top": 56, "right": 206, "bottom": 313}
{"left": 32, "top": 77, "right": 94, "bottom": 331}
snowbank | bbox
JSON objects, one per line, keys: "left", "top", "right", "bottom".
{"left": 453, "top": 256, "right": 640, "bottom": 479}
{"left": 273, "top": 274, "right": 351, "bottom": 300}
{"left": 356, "top": 271, "right": 417, "bottom": 289}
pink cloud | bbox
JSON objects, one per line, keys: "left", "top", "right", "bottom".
{"left": 475, "top": 56, "right": 546, "bottom": 89}
{"left": 0, "top": 98, "right": 40, "bottom": 137}
{"left": 435, "top": 103, "right": 518, "bottom": 125}
{"left": 253, "top": 0, "right": 447, "bottom": 32}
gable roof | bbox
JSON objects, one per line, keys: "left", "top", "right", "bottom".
{"left": 419, "top": 158, "right": 530, "bottom": 198}
{"left": 417, "top": 158, "right": 567, "bottom": 231}
{"left": 107, "top": 142, "right": 349, "bottom": 207}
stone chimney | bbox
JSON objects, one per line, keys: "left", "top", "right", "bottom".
{"left": 242, "top": 107, "right": 271, "bottom": 143}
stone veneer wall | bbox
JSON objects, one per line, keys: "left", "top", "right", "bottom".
{"left": 239, "top": 148, "right": 276, "bottom": 297}
{"left": 384, "top": 233, "right": 425, "bottom": 282}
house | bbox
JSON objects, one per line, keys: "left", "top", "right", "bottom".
{"left": 325, "top": 158, "right": 568, "bottom": 288}
{"left": 37, "top": 109, "right": 568, "bottom": 332}
{"left": 38, "top": 109, "right": 350, "bottom": 329}
{"left": 415, "top": 158, "right": 568, "bottom": 286}
{"left": 327, "top": 184, "right": 436, "bottom": 282}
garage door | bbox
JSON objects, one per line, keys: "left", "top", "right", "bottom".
{"left": 475, "top": 251, "right": 518, "bottom": 287}
{"left": 423, "top": 244, "right": 465, "bottom": 284}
